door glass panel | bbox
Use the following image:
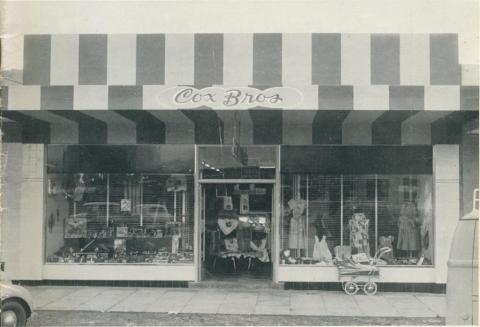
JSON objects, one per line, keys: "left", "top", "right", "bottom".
{"left": 198, "top": 145, "right": 277, "bottom": 179}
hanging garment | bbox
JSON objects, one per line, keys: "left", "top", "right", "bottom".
{"left": 250, "top": 239, "right": 270, "bottom": 262}
{"left": 218, "top": 218, "right": 239, "bottom": 236}
{"left": 312, "top": 235, "right": 332, "bottom": 262}
{"left": 171, "top": 234, "right": 180, "bottom": 254}
{"left": 223, "top": 196, "right": 233, "bottom": 211}
{"left": 349, "top": 213, "right": 370, "bottom": 255}
{"left": 237, "top": 227, "right": 252, "bottom": 252}
{"left": 288, "top": 215, "right": 307, "bottom": 249}
{"left": 420, "top": 216, "right": 433, "bottom": 261}
{"left": 240, "top": 194, "right": 249, "bottom": 214}
{"left": 397, "top": 203, "right": 420, "bottom": 251}
{"left": 397, "top": 215, "right": 420, "bottom": 251}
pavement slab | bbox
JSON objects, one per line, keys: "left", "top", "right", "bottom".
{"left": 76, "top": 289, "right": 136, "bottom": 312}
{"left": 384, "top": 294, "right": 436, "bottom": 317}
{"left": 217, "top": 291, "right": 258, "bottom": 314}
{"left": 414, "top": 295, "right": 446, "bottom": 317}
{"left": 143, "top": 290, "right": 197, "bottom": 313}
{"left": 181, "top": 291, "right": 228, "bottom": 314}
{"left": 27, "top": 287, "right": 79, "bottom": 309}
{"left": 353, "top": 295, "right": 399, "bottom": 316}
{"left": 109, "top": 289, "right": 167, "bottom": 312}
{"left": 321, "top": 293, "right": 363, "bottom": 316}
{"left": 289, "top": 293, "right": 325, "bottom": 316}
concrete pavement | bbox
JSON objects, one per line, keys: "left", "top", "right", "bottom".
{"left": 25, "top": 286, "right": 445, "bottom": 318}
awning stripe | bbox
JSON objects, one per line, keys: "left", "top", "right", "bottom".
{"left": 252, "top": 33, "right": 282, "bottom": 86}
{"left": 341, "top": 34, "right": 370, "bottom": 85}
{"left": 312, "top": 33, "right": 341, "bottom": 85}
{"left": 51, "top": 34, "right": 78, "bottom": 85}
{"left": 2, "top": 85, "right": 478, "bottom": 111}
{"left": 164, "top": 34, "right": 194, "bottom": 85}
{"left": 78, "top": 34, "right": 107, "bottom": 85}
{"left": 107, "top": 34, "right": 137, "bottom": 85}
{"left": 371, "top": 34, "right": 400, "bottom": 85}
{"left": 400, "top": 34, "right": 430, "bottom": 85}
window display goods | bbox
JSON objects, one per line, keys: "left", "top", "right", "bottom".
{"left": 45, "top": 173, "right": 194, "bottom": 265}
{"left": 280, "top": 174, "right": 433, "bottom": 266}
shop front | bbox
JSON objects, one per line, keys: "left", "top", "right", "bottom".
{"left": 0, "top": 30, "right": 478, "bottom": 288}
{"left": 1, "top": 137, "right": 476, "bottom": 287}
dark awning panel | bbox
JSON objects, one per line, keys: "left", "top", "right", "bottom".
{"left": 281, "top": 145, "right": 433, "bottom": 174}
{"left": 47, "top": 145, "right": 195, "bottom": 174}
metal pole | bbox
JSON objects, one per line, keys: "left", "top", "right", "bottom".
{"left": 340, "top": 175, "right": 343, "bottom": 247}
{"left": 306, "top": 175, "right": 309, "bottom": 257}
{"left": 375, "top": 175, "right": 378, "bottom": 255}
{"left": 174, "top": 191, "right": 177, "bottom": 222}
{"left": 140, "top": 176, "right": 143, "bottom": 227}
{"left": 106, "top": 174, "right": 110, "bottom": 227}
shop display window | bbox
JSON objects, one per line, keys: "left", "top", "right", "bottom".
{"left": 45, "top": 173, "right": 194, "bottom": 265}
{"left": 280, "top": 174, "right": 433, "bottom": 266}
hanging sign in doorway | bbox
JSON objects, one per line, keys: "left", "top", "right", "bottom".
{"left": 232, "top": 112, "right": 248, "bottom": 166}
{"left": 240, "top": 194, "right": 250, "bottom": 214}
{"left": 156, "top": 86, "right": 303, "bottom": 109}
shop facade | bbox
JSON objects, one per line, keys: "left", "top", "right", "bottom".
{"left": 1, "top": 27, "right": 478, "bottom": 288}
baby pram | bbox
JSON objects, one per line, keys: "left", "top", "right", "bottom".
{"left": 335, "top": 247, "right": 392, "bottom": 295}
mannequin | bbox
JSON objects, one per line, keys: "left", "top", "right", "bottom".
{"left": 397, "top": 201, "right": 420, "bottom": 258}
{"left": 287, "top": 198, "right": 307, "bottom": 257}
{"left": 349, "top": 209, "right": 370, "bottom": 255}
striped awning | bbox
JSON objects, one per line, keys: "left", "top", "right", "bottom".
{"left": 1, "top": 33, "right": 478, "bottom": 111}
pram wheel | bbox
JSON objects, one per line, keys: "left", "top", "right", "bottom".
{"left": 363, "top": 281, "right": 377, "bottom": 296}
{"left": 344, "top": 281, "right": 359, "bottom": 295}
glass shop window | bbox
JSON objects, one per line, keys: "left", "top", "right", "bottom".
{"left": 45, "top": 173, "right": 194, "bottom": 265}
{"left": 280, "top": 174, "right": 433, "bottom": 266}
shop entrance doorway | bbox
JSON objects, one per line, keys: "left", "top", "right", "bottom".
{"left": 200, "top": 183, "right": 274, "bottom": 281}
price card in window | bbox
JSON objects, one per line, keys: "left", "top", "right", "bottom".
{"left": 121, "top": 199, "right": 131, "bottom": 212}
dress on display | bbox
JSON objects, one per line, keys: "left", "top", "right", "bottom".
{"left": 287, "top": 199, "right": 307, "bottom": 250}
{"left": 288, "top": 215, "right": 307, "bottom": 249}
{"left": 349, "top": 213, "right": 370, "bottom": 255}
{"left": 397, "top": 202, "right": 420, "bottom": 251}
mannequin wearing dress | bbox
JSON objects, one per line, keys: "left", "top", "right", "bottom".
{"left": 288, "top": 199, "right": 307, "bottom": 258}
{"left": 397, "top": 202, "right": 421, "bottom": 258}
{"left": 349, "top": 212, "right": 370, "bottom": 255}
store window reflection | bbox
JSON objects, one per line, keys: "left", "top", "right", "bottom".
{"left": 45, "top": 173, "right": 194, "bottom": 265}
{"left": 280, "top": 174, "right": 433, "bottom": 266}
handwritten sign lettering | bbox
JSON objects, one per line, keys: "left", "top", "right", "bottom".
{"left": 156, "top": 86, "right": 303, "bottom": 109}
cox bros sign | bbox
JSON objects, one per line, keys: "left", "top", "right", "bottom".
{"left": 156, "top": 86, "right": 303, "bottom": 109}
